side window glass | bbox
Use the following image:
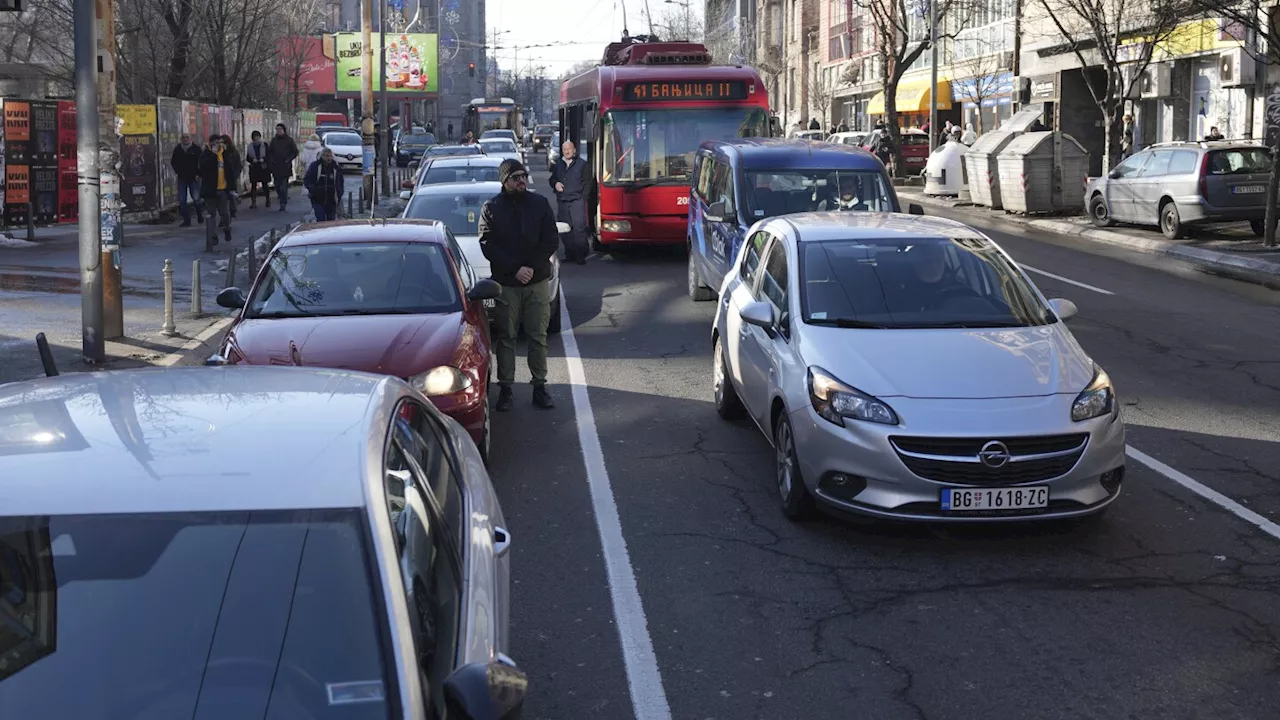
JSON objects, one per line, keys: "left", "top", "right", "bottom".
{"left": 759, "top": 238, "right": 789, "bottom": 310}
{"left": 711, "top": 161, "right": 735, "bottom": 214}
{"left": 1139, "top": 150, "right": 1172, "bottom": 177}
{"left": 445, "top": 230, "right": 474, "bottom": 290}
{"left": 740, "top": 230, "right": 768, "bottom": 285}
{"left": 706, "top": 160, "right": 726, "bottom": 204}
{"left": 693, "top": 155, "right": 710, "bottom": 199}
{"left": 1112, "top": 153, "right": 1147, "bottom": 178}
{"left": 396, "top": 402, "right": 466, "bottom": 549}
{"left": 1168, "top": 150, "right": 1199, "bottom": 175}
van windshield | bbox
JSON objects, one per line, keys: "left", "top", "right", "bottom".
{"left": 742, "top": 170, "right": 896, "bottom": 219}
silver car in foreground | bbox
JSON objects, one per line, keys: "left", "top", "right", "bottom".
{"left": 0, "top": 366, "right": 527, "bottom": 719}
{"left": 711, "top": 212, "right": 1126, "bottom": 522}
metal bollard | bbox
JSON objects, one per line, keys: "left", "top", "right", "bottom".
{"left": 191, "top": 259, "right": 202, "bottom": 315}
{"left": 26, "top": 199, "right": 34, "bottom": 242}
{"left": 359, "top": 186, "right": 365, "bottom": 213}
{"left": 247, "top": 241, "right": 257, "bottom": 281}
{"left": 224, "top": 250, "right": 237, "bottom": 288}
{"left": 204, "top": 209, "right": 216, "bottom": 252}
{"left": 161, "top": 259, "right": 177, "bottom": 336}
{"left": 347, "top": 192, "right": 354, "bottom": 218}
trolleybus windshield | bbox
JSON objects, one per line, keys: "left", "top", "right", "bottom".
{"left": 601, "top": 107, "right": 769, "bottom": 186}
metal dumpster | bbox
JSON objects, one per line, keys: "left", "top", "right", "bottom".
{"left": 996, "top": 132, "right": 1089, "bottom": 214}
{"left": 962, "top": 105, "right": 1047, "bottom": 209}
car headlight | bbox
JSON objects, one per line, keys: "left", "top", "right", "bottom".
{"left": 602, "top": 220, "right": 631, "bottom": 233}
{"left": 1071, "top": 366, "right": 1115, "bottom": 422}
{"left": 410, "top": 366, "right": 472, "bottom": 396}
{"left": 807, "top": 366, "right": 899, "bottom": 426}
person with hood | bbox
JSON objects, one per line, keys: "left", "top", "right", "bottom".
{"left": 245, "top": 130, "right": 271, "bottom": 208}
{"left": 198, "top": 134, "right": 239, "bottom": 246}
{"left": 479, "top": 158, "right": 560, "bottom": 412}
{"left": 304, "top": 147, "right": 345, "bottom": 222}
{"left": 220, "top": 135, "right": 241, "bottom": 221}
{"left": 961, "top": 123, "right": 978, "bottom": 145}
{"left": 170, "top": 133, "right": 203, "bottom": 227}
{"left": 299, "top": 134, "right": 323, "bottom": 180}
{"left": 268, "top": 123, "right": 299, "bottom": 211}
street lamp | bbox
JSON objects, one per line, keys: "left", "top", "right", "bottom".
{"left": 664, "top": 0, "right": 692, "bottom": 40}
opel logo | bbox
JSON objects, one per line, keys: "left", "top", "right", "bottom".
{"left": 978, "top": 441, "right": 1011, "bottom": 468}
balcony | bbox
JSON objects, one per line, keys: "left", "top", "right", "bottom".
{"left": 952, "top": 19, "right": 1014, "bottom": 62}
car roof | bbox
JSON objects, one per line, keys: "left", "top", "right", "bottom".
{"left": 413, "top": 181, "right": 502, "bottom": 197}
{"left": 425, "top": 156, "right": 503, "bottom": 168}
{"left": 0, "top": 366, "right": 405, "bottom": 517}
{"left": 276, "top": 218, "right": 448, "bottom": 247}
{"left": 701, "top": 138, "right": 883, "bottom": 169}
{"left": 773, "top": 211, "right": 987, "bottom": 242}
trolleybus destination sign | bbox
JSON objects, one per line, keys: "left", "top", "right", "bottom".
{"left": 620, "top": 81, "right": 749, "bottom": 102}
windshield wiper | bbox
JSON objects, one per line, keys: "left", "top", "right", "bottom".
{"left": 806, "top": 317, "right": 891, "bottom": 328}
{"left": 910, "top": 320, "right": 1030, "bottom": 329}
{"left": 249, "top": 311, "right": 317, "bottom": 319}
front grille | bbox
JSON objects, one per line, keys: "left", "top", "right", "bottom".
{"left": 890, "top": 434, "right": 1088, "bottom": 486}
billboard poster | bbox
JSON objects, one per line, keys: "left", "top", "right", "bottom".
{"left": 29, "top": 101, "right": 57, "bottom": 167}
{"left": 4, "top": 100, "right": 29, "bottom": 225}
{"left": 0, "top": 99, "right": 6, "bottom": 210}
{"left": 5, "top": 164, "right": 28, "bottom": 226}
{"left": 333, "top": 32, "right": 438, "bottom": 96}
{"left": 156, "top": 97, "right": 183, "bottom": 210}
{"left": 31, "top": 166, "right": 56, "bottom": 224}
{"left": 57, "top": 101, "right": 77, "bottom": 222}
{"left": 183, "top": 101, "right": 197, "bottom": 136}
{"left": 277, "top": 36, "right": 336, "bottom": 97}
{"left": 120, "top": 134, "right": 158, "bottom": 212}
{"left": 297, "top": 110, "right": 316, "bottom": 140}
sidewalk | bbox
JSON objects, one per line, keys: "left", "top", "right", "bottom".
{"left": 898, "top": 188, "right": 1280, "bottom": 286}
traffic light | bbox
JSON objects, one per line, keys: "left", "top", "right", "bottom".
{"left": 468, "top": 63, "right": 475, "bottom": 77}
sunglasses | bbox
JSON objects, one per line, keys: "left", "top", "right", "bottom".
{"left": 509, "top": 172, "right": 528, "bottom": 181}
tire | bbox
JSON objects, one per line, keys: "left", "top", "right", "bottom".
{"left": 547, "top": 288, "right": 562, "bottom": 334}
{"left": 1250, "top": 219, "right": 1265, "bottom": 237}
{"left": 774, "top": 415, "right": 816, "bottom": 520}
{"left": 1089, "top": 194, "right": 1114, "bottom": 228}
{"left": 688, "top": 249, "right": 715, "bottom": 301}
{"left": 712, "top": 335, "right": 744, "bottom": 420}
{"left": 1160, "top": 200, "right": 1185, "bottom": 239}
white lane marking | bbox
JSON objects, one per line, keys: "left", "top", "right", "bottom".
{"left": 557, "top": 292, "right": 673, "bottom": 720}
{"left": 1021, "top": 264, "right": 1116, "bottom": 295}
{"left": 1127, "top": 445, "right": 1280, "bottom": 542}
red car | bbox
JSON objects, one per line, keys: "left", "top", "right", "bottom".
{"left": 209, "top": 219, "right": 502, "bottom": 461}
{"left": 862, "top": 128, "right": 930, "bottom": 173}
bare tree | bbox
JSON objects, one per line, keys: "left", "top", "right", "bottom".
{"left": 1033, "top": 0, "right": 1193, "bottom": 171}
{"left": 950, "top": 44, "right": 1004, "bottom": 133}
{"left": 651, "top": 4, "right": 703, "bottom": 42}
{"left": 703, "top": 1, "right": 751, "bottom": 64}
{"left": 809, "top": 72, "right": 833, "bottom": 128}
{"left": 276, "top": 0, "right": 327, "bottom": 110}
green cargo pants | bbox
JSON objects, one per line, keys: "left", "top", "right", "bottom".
{"left": 494, "top": 278, "right": 552, "bottom": 387}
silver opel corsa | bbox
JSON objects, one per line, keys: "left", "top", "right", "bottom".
{"left": 710, "top": 212, "right": 1126, "bottom": 522}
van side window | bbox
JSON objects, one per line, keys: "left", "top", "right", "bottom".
{"left": 693, "top": 155, "right": 712, "bottom": 201}
{"left": 710, "top": 161, "right": 735, "bottom": 215}
{"left": 740, "top": 230, "right": 769, "bottom": 285}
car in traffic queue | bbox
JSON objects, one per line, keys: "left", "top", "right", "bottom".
{"left": 322, "top": 130, "right": 366, "bottom": 173}
{"left": 531, "top": 123, "right": 556, "bottom": 152}
{"left": 710, "top": 212, "right": 1126, "bottom": 523}
{"left": 0, "top": 365, "right": 527, "bottom": 720}
{"left": 395, "top": 129, "right": 438, "bottom": 167}
{"left": 211, "top": 220, "right": 503, "bottom": 463}
{"left": 862, "top": 128, "right": 930, "bottom": 175}
{"left": 477, "top": 138, "right": 525, "bottom": 166}
{"left": 687, "top": 138, "right": 905, "bottom": 302}
{"left": 1084, "top": 140, "right": 1272, "bottom": 239}
{"left": 546, "top": 131, "right": 561, "bottom": 170}
{"left": 480, "top": 129, "right": 518, "bottom": 145}
{"left": 422, "top": 144, "right": 485, "bottom": 166}
{"left": 402, "top": 181, "right": 565, "bottom": 334}
{"left": 825, "top": 131, "right": 868, "bottom": 147}
{"left": 399, "top": 156, "right": 505, "bottom": 198}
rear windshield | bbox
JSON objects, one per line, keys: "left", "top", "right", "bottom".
{"left": 901, "top": 134, "right": 929, "bottom": 146}
{"left": 405, "top": 192, "right": 490, "bottom": 235}
{"left": 0, "top": 509, "right": 392, "bottom": 719}
{"left": 479, "top": 140, "right": 517, "bottom": 154}
{"left": 421, "top": 166, "right": 500, "bottom": 185}
{"left": 1208, "top": 148, "right": 1272, "bottom": 174}
{"left": 429, "top": 146, "right": 481, "bottom": 156}
{"left": 743, "top": 170, "right": 896, "bottom": 219}
{"left": 401, "top": 133, "right": 436, "bottom": 147}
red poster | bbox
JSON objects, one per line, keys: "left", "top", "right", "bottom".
{"left": 57, "top": 101, "right": 77, "bottom": 222}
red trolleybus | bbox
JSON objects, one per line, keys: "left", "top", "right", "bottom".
{"left": 559, "top": 35, "right": 770, "bottom": 248}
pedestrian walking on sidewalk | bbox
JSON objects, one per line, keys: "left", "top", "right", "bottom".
{"left": 199, "top": 134, "right": 239, "bottom": 246}
{"left": 550, "top": 139, "right": 590, "bottom": 264}
{"left": 220, "top": 135, "right": 241, "bottom": 220}
{"left": 245, "top": 130, "right": 272, "bottom": 208}
{"left": 479, "top": 158, "right": 560, "bottom": 412}
{"left": 304, "top": 148, "right": 345, "bottom": 222}
{"left": 268, "top": 123, "right": 299, "bottom": 212}
{"left": 170, "top": 133, "right": 203, "bottom": 227}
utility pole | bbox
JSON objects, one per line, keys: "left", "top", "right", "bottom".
{"left": 97, "top": 0, "right": 123, "bottom": 339}
{"left": 360, "top": 0, "right": 375, "bottom": 205}
{"left": 1011, "top": 0, "right": 1023, "bottom": 110}
{"left": 75, "top": 0, "right": 103, "bottom": 363}
{"left": 928, "top": 0, "right": 938, "bottom": 152}
{"left": 378, "top": 0, "right": 390, "bottom": 197}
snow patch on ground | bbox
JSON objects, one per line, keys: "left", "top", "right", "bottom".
{"left": 0, "top": 234, "right": 39, "bottom": 248}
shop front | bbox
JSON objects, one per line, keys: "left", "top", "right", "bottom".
{"left": 951, "top": 71, "right": 1014, "bottom": 134}
{"left": 866, "top": 78, "right": 955, "bottom": 131}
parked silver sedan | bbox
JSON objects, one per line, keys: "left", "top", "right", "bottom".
{"left": 0, "top": 366, "right": 526, "bottom": 719}
{"left": 711, "top": 212, "right": 1126, "bottom": 522}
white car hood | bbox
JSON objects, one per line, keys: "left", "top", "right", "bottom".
{"left": 457, "top": 234, "right": 559, "bottom": 294}
{"left": 798, "top": 324, "right": 1096, "bottom": 400}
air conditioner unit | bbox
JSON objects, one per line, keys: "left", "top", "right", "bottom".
{"left": 1220, "top": 47, "right": 1257, "bottom": 87}
{"left": 1011, "top": 75, "right": 1030, "bottom": 104}
{"left": 1118, "top": 65, "right": 1141, "bottom": 99}
{"left": 1139, "top": 64, "right": 1171, "bottom": 98}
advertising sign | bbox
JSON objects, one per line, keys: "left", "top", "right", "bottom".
{"left": 4, "top": 100, "right": 29, "bottom": 225}
{"left": 119, "top": 104, "right": 157, "bottom": 136}
{"left": 333, "top": 32, "right": 438, "bottom": 95}
{"left": 278, "top": 36, "right": 336, "bottom": 96}
{"left": 156, "top": 97, "right": 184, "bottom": 210}
{"left": 31, "top": 166, "right": 56, "bottom": 224}
{"left": 120, "top": 134, "right": 158, "bottom": 212}
{"left": 29, "top": 101, "right": 57, "bottom": 167}
{"left": 0, "top": 99, "right": 6, "bottom": 210}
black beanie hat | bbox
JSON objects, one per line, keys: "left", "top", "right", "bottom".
{"left": 499, "top": 158, "right": 527, "bottom": 184}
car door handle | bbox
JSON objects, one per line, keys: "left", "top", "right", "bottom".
{"left": 493, "top": 526, "right": 512, "bottom": 558}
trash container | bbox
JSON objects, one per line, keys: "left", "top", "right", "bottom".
{"left": 964, "top": 130, "right": 1019, "bottom": 209}
{"left": 996, "top": 132, "right": 1089, "bottom": 214}
{"left": 924, "top": 141, "right": 968, "bottom": 196}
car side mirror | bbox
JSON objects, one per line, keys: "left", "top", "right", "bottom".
{"left": 739, "top": 300, "right": 776, "bottom": 338}
{"left": 706, "top": 201, "right": 726, "bottom": 222}
{"left": 556, "top": 221, "right": 571, "bottom": 234}
{"left": 1108, "top": 169, "right": 1122, "bottom": 179}
{"left": 400, "top": 190, "right": 411, "bottom": 200}
{"left": 467, "top": 278, "right": 502, "bottom": 302}
{"left": 1049, "top": 298, "right": 1078, "bottom": 322}
{"left": 908, "top": 203, "right": 924, "bottom": 216}
{"left": 443, "top": 660, "right": 528, "bottom": 720}
{"left": 401, "top": 179, "right": 414, "bottom": 189}
{"left": 216, "top": 287, "right": 246, "bottom": 309}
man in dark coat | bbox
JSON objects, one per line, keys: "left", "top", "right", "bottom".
{"left": 198, "top": 134, "right": 240, "bottom": 246}
{"left": 170, "top": 133, "right": 203, "bottom": 226}
{"left": 304, "top": 147, "right": 345, "bottom": 222}
{"left": 245, "top": 130, "right": 272, "bottom": 208}
{"left": 549, "top": 138, "right": 591, "bottom": 264}
{"left": 267, "top": 123, "right": 299, "bottom": 211}
{"left": 479, "top": 158, "right": 560, "bottom": 411}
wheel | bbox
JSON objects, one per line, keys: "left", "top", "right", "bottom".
{"left": 712, "top": 335, "right": 744, "bottom": 420}
{"left": 1089, "top": 194, "right": 1114, "bottom": 228}
{"left": 546, "top": 288, "right": 562, "bottom": 334}
{"left": 1250, "top": 218, "right": 1265, "bottom": 237}
{"left": 1160, "top": 200, "right": 1185, "bottom": 239}
{"left": 773, "top": 415, "right": 816, "bottom": 520}
{"left": 688, "top": 248, "right": 715, "bottom": 301}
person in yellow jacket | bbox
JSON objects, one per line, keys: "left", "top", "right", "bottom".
{"left": 198, "top": 135, "right": 241, "bottom": 246}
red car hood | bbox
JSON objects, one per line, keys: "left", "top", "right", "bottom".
{"left": 226, "top": 313, "right": 464, "bottom": 379}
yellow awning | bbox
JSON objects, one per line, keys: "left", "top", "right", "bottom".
{"left": 866, "top": 80, "right": 953, "bottom": 115}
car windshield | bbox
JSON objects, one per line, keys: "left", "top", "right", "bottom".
{"left": 479, "top": 140, "right": 517, "bottom": 154}
{"left": 420, "top": 165, "right": 499, "bottom": 184}
{"left": 602, "top": 107, "right": 770, "bottom": 185}
{"left": 0, "top": 510, "right": 391, "bottom": 719}
{"left": 247, "top": 242, "right": 460, "bottom": 318}
{"left": 404, "top": 192, "right": 489, "bottom": 235}
{"left": 326, "top": 132, "right": 362, "bottom": 146}
{"left": 401, "top": 133, "right": 435, "bottom": 147}
{"left": 429, "top": 146, "right": 481, "bottom": 157}
{"left": 800, "top": 236, "right": 1054, "bottom": 329}
{"left": 1207, "top": 148, "right": 1272, "bottom": 174}
{"left": 743, "top": 170, "right": 895, "bottom": 219}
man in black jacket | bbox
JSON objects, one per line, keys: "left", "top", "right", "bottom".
{"left": 198, "top": 134, "right": 240, "bottom": 246}
{"left": 479, "top": 158, "right": 560, "bottom": 411}
{"left": 268, "top": 123, "right": 299, "bottom": 212}
{"left": 170, "top": 133, "right": 203, "bottom": 226}
{"left": 549, "top": 139, "right": 590, "bottom": 264}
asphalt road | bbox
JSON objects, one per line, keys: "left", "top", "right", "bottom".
{"left": 488, "top": 160, "right": 1280, "bottom": 719}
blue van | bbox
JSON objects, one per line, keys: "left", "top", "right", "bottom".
{"left": 686, "top": 139, "right": 917, "bottom": 301}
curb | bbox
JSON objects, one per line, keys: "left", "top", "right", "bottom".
{"left": 155, "top": 317, "right": 234, "bottom": 368}
{"left": 900, "top": 191, "right": 1280, "bottom": 280}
